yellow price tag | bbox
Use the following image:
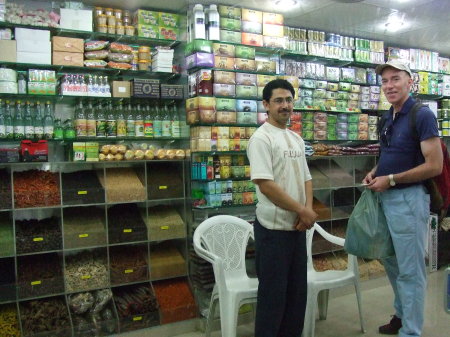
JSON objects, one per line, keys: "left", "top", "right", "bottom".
{"left": 31, "top": 281, "right": 41, "bottom": 286}
{"left": 79, "top": 234, "right": 89, "bottom": 238}
{"left": 33, "top": 237, "right": 44, "bottom": 242}
{"left": 124, "top": 269, "right": 134, "bottom": 274}
{"left": 133, "top": 316, "right": 142, "bottom": 321}
{"left": 159, "top": 185, "right": 168, "bottom": 190}
{"left": 160, "top": 226, "right": 169, "bottom": 230}
{"left": 123, "top": 229, "right": 132, "bottom": 233}
{"left": 77, "top": 191, "right": 88, "bottom": 195}
{"left": 81, "top": 275, "right": 91, "bottom": 280}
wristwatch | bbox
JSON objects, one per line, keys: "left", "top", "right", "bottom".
{"left": 388, "top": 174, "right": 396, "bottom": 187}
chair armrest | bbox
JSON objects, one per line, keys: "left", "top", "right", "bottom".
{"left": 193, "top": 234, "right": 221, "bottom": 265}
{"left": 314, "top": 222, "right": 345, "bottom": 247}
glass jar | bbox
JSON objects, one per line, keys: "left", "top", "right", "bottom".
{"left": 107, "top": 15, "right": 116, "bottom": 27}
{"left": 108, "top": 25, "right": 116, "bottom": 35}
{"left": 94, "top": 7, "right": 103, "bottom": 16}
{"left": 104, "top": 8, "right": 113, "bottom": 16}
{"left": 116, "top": 25, "right": 125, "bottom": 35}
{"left": 97, "top": 24, "right": 108, "bottom": 33}
{"left": 123, "top": 16, "right": 131, "bottom": 26}
{"left": 96, "top": 14, "right": 107, "bottom": 26}
{"left": 125, "top": 26, "right": 135, "bottom": 36}
{"left": 114, "top": 9, "right": 123, "bottom": 20}
{"left": 138, "top": 46, "right": 150, "bottom": 61}
{"left": 138, "top": 60, "right": 149, "bottom": 71}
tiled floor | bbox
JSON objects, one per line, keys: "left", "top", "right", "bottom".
{"left": 117, "top": 268, "right": 449, "bottom": 337}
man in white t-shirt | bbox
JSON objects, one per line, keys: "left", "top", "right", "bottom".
{"left": 247, "top": 79, "right": 317, "bottom": 337}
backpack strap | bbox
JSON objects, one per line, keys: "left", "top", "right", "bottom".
{"left": 377, "top": 111, "right": 390, "bottom": 140}
{"left": 408, "top": 101, "right": 426, "bottom": 142}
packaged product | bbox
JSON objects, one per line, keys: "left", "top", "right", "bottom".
{"left": 84, "top": 50, "right": 109, "bottom": 60}
{"left": 107, "top": 61, "right": 132, "bottom": 70}
{"left": 109, "top": 42, "right": 133, "bottom": 54}
{"left": 108, "top": 53, "right": 134, "bottom": 63}
{"left": 84, "top": 60, "right": 107, "bottom": 68}
{"left": 84, "top": 41, "right": 109, "bottom": 51}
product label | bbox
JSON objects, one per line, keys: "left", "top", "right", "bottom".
{"left": 144, "top": 121, "right": 153, "bottom": 137}
{"left": 86, "top": 119, "right": 96, "bottom": 137}
{"left": 153, "top": 121, "right": 162, "bottom": 138}
{"left": 77, "top": 191, "right": 87, "bottom": 195}
{"left": 171, "top": 121, "right": 180, "bottom": 138}
{"left": 117, "top": 120, "right": 127, "bottom": 137}
{"left": 107, "top": 120, "right": 117, "bottom": 137}
{"left": 126, "top": 120, "right": 135, "bottom": 136}
{"left": 81, "top": 275, "right": 91, "bottom": 280}
{"left": 33, "top": 237, "right": 44, "bottom": 242}
{"left": 13, "top": 125, "right": 24, "bottom": 137}
{"left": 75, "top": 119, "right": 87, "bottom": 137}
{"left": 123, "top": 229, "right": 132, "bottom": 233}
{"left": 6, "top": 125, "right": 13, "bottom": 136}
{"left": 44, "top": 126, "right": 54, "bottom": 138}
{"left": 79, "top": 234, "right": 89, "bottom": 238}
{"left": 96, "top": 120, "right": 107, "bottom": 137}
{"left": 25, "top": 126, "right": 34, "bottom": 137}
{"left": 34, "top": 126, "right": 44, "bottom": 137}
{"left": 161, "top": 226, "right": 169, "bottom": 230}
{"left": 0, "top": 125, "right": 5, "bottom": 137}
{"left": 135, "top": 120, "right": 144, "bottom": 137}
{"left": 133, "top": 316, "right": 142, "bottom": 321}
{"left": 31, "top": 281, "right": 41, "bottom": 286}
{"left": 162, "top": 121, "right": 171, "bottom": 137}
{"left": 124, "top": 269, "right": 134, "bottom": 274}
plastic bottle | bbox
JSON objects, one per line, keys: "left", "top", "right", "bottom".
{"left": 153, "top": 104, "right": 162, "bottom": 138}
{"left": 0, "top": 99, "right": 5, "bottom": 138}
{"left": 53, "top": 119, "right": 64, "bottom": 140}
{"left": 106, "top": 101, "right": 117, "bottom": 138}
{"left": 170, "top": 105, "right": 181, "bottom": 138}
{"left": 134, "top": 103, "right": 144, "bottom": 137}
{"left": 161, "top": 104, "right": 171, "bottom": 138}
{"left": 86, "top": 101, "right": 97, "bottom": 137}
{"left": 13, "top": 100, "right": 24, "bottom": 140}
{"left": 144, "top": 104, "right": 154, "bottom": 138}
{"left": 208, "top": 4, "right": 220, "bottom": 41}
{"left": 75, "top": 101, "right": 87, "bottom": 138}
{"left": 24, "top": 101, "right": 34, "bottom": 139}
{"left": 116, "top": 102, "right": 126, "bottom": 137}
{"left": 96, "top": 103, "right": 107, "bottom": 138}
{"left": 4, "top": 100, "right": 13, "bottom": 139}
{"left": 43, "top": 101, "right": 54, "bottom": 139}
{"left": 34, "top": 101, "right": 44, "bottom": 140}
{"left": 193, "top": 4, "right": 206, "bottom": 40}
{"left": 126, "top": 103, "right": 135, "bottom": 137}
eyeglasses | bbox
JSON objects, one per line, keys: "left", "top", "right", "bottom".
{"left": 381, "top": 124, "right": 393, "bottom": 147}
{"left": 271, "top": 97, "right": 294, "bottom": 105}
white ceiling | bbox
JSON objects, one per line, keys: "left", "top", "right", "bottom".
{"left": 83, "top": 0, "right": 450, "bottom": 56}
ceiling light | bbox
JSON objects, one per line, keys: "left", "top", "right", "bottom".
{"left": 274, "top": 0, "right": 298, "bottom": 6}
{"left": 385, "top": 11, "right": 405, "bottom": 32}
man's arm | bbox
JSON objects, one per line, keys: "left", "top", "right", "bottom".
{"left": 254, "top": 179, "right": 317, "bottom": 227}
{"left": 368, "top": 137, "right": 443, "bottom": 192}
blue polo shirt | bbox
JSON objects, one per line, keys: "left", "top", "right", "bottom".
{"left": 375, "top": 97, "right": 439, "bottom": 188}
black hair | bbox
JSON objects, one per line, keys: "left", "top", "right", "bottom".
{"left": 262, "top": 79, "right": 295, "bottom": 102}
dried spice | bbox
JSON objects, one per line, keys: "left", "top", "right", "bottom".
{"left": 0, "top": 305, "right": 20, "bottom": 337}
{"left": 108, "top": 204, "right": 147, "bottom": 244}
{"left": 14, "top": 170, "right": 60, "bottom": 208}
{"left": 17, "top": 253, "right": 64, "bottom": 299}
{"left": 146, "top": 205, "right": 185, "bottom": 241}
{"left": 0, "top": 169, "right": 12, "bottom": 210}
{"left": 0, "top": 215, "right": 14, "bottom": 257}
{"left": 16, "top": 217, "right": 62, "bottom": 254}
{"left": 98, "top": 168, "right": 146, "bottom": 203}
{"left": 20, "top": 297, "right": 71, "bottom": 337}
{"left": 113, "top": 284, "right": 159, "bottom": 332}
{"left": 147, "top": 162, "right": 184, "bottom": 200}
{"left": 150, "top": 244, "right": 186, "bottom": 280}
{"left": 63, "top": 207, "right": 106, "bottom": 249}
{"left": 110, "top": 245, "right": 148, "bottom": 285}
{"left": 65, "top": 250, "right": 109, "bottom": 292}
{"left": 62, "top": 171, "right": 105, "bottom": 205}
{"left": 153, "top": 278, "right": 197, "bottom": 324}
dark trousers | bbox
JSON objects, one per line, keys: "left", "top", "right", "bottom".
{"left": 254, "top": 218, "right": 308, "bottom": 337}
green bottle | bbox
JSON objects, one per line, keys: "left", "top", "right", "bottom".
{"left": 53, "top": 119, "right": 64, "bottom": 140}
{"left": 116, "top": 101, "right": 126, "bottom": 137}
{"left": 13, "top": 100, "right": 24, "bottom": 140}
{"left": 43, "top": 101, "right": 54, "bottom": 140}
{"left": 96, "top": 102, "right": 107, "bottom": 138}
{"left": 106, "top": 101, "right": 117, "bottom": 138}
{"left": 144, "top": 104, "right": 154, "bottom": 138}
{"left": 4, "top": 100, "right": 13, "bottom": 139}
{"left": 63, "top": 119, "right": 76, "bottom": 139}
{"left": 24, "top": 101, "right": 34, "bottom": 139}
{"left": 34, "top": 101, "right": 44, "bottom": 140}
{"left": 126, "top": 103, "right": 135, "bottom": 137}
{"left": 0, "top": 99, "right": 5, "bottom": 138}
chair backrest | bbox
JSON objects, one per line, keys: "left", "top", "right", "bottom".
{"left": 193, "top": 215, "right": 254, "bottom": 286}
{"left": 306, "top": 225, "right": 317, "bottom": 272}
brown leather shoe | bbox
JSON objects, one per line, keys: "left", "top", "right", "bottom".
{"left": 379, "top": 315, "right": 402, "bottom": 335}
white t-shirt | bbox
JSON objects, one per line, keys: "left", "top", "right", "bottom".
{"left": 247, "top": 122, "right": 312, "bottom": 231}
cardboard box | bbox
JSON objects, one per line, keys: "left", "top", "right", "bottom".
{"left": 16, "top": 51, "right": 51, "bottom": 65}
{"left": 59, "top": 8, "right": 93, "bottom": 31}
{"left": 241, "top": 33, "right": 263, "bottom": 47}
{"left": 0, "top": 40, "right": 16, "bottom": 62}
{"left": 112, "top": 81, "right": 131, "bottom": 98}
{"left": 15, "top": 27, "right": 50, "bottom": 41}
{"left": 263, "top": 12, "right": 284, "bottom": 25}
{"left": 16, "top": 40, "right": 51, "bottom": 53}
{"left": 52, "top": 51, "right": 83, "bottom": 67}
{"left": 52, "top": 36, "right": 84, "bottom": 53}
{"left": 160, "top": 84, "right": 184, "bottom": 99}
{"left": 72, "top": 142, "right": 85, "bottom": 161}
{"left": 85, "top": 142, "right": 99, "bottom": 162}
{"left": 131, "top": 79, "right": 160, "bottom": 98}
{"left": 242, "top": 9, "right": 263, "bottom": 23}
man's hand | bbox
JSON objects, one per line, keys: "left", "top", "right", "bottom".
{"left": 294, "top": 207, "right": 318, "bottom": 231}
{"left": 363, "top": 171, "right": 375, "bottom": 185}
{"left": 366, "top": 175, "right": 390, "bottom": 192}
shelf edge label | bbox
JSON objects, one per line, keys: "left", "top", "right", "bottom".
{"left": 31, "top": 280, "right": 42, "bottom": 286}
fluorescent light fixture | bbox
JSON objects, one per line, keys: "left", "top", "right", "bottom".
{"left": 385, "top": 11, "right": 406, "bottom": 32}
{"left": 273, "top": 0, "right": 298, "bottom": 6}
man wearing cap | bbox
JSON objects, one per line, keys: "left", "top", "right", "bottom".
{"left": 363, "top": 60, "right": 442, "bottom": 336}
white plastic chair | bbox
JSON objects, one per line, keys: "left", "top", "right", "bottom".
{"left": 302, "top": 222, "right": 365, "bottom": 337}
{"left": 193, "top": 215, "right": 258, "bottom": 337}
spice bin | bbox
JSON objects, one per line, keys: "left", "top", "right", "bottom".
{"left": 109, "top": 245, "right": 149, "bottom": 285}
{"left": 0, "top": 213, "right": 14, "bottom": 257}
{"left": 13, "top": 170, "right": 61, "bottom": 208}
{"left": 17, "top": 253, "right": 64, "bottom": 299}
{"left": 68, "top": 289, "right": 119, "bottom": 337}
{"left": 153, "top": 278, "right": 197, "bottom": 324}
{"left": 19, "top": 296, "right": 71, "bottom": 337}
{"left": 147, "top": 162, "right": 184, "bottom": 200}
{"left": 150, "top": 242, "right": 186, "bottom": 280}
{"left": 0, "top": 258, "right": 15, "bottom": 302}
{"left": 146, "top": 205, "right": 186, "bottom": 241}
{"left": 0, "top": 304, "right": 20, "bottom": 337}
{"left": 15, "top": 217, "right": 62, "bottom": 254}
{"left": 98, "top": 167, "right": 146, "bottom": 203}
{"left": 62, "top": 170, "right": 105, "bottom": 205}
{"left": 113, "top": 283, "right": 160, "bottom": 332}
{"left": 107, "top": 204, "right": 147, "bottom": 244}
{"left": 64, "top": 249, "right": 109, "bottom": 293}
{"left": 63, "top": 207, "right": 107, "bottom": 249}
{"left": 0, "top": 169, "right": 12, "bottom": 210}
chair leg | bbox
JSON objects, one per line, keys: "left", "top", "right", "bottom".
{"left": 317, "top": 289, "right": 329, "bottom": 320}
{"left": 206, "top": 295, "right": 219, "bottom": 337}
{"left": 354, "top": 281, "right": 366, "bottom": 333}
{"left": 219, "top": 296, "right": 239, "bottom": 337}
{"left": 302, "top": 289, "right": 318, "bottom": 337}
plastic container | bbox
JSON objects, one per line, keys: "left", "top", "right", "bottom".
{"left": 108, "top": 25, "right": 116, "bottom": 34}
{"left": 97, "top": 24, "right": 107, "bottom": 33}
{"left": 116, "top": 25, "right": 125, "bottom": 35}
{"left": 97, "top": 14, "right": 107, "bottom": 26}
{"left": 94, "top": 7, "right": 103, "bottom": 16}
{"left": 138, "top": 46, "right": 150, "bottom": 60}
{"left": 107, "top": 15, "right": 116, "bottom": 27}
{"left": 208, "top": 4, "right": 220, "bottom": 41}
{"left": 138, "top": 60, "right": 149, "bottom": 71}
{"left": 114, "top": 9, "right": 123, "bottom": 20}
{"left": 193, "top": 4, "right": 206, "bottom": 39}
{"left": 125, "top": 25, "right": 135, "bottom": 36}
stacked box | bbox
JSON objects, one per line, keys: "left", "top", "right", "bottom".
{"left": 27, "top": 69, "right": 56, "bottom": 95}
{"left": 15, "top": 28, "right": 51, "bottom": 64}
{"left": 52, "top": 36, "right": 84, "bottom": 67}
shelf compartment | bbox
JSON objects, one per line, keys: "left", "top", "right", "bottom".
{"left": 15, "top": 216, "right": 62, "bottom": 255}
{"left": 17, "top": 253, "right": 64, "bottom": 300}
{"left": 107, "top": 204, "right": 147, "bottom": 244}
{"left": 0, "top": 169, "right": 12, "bottom": 210}
{"left": 64, "top": 248, "right": 109, "bottom": 293}
{"left": 113, "top": 283, "right": 160, "bottom": 333}
{"left": 153, "top": 277, "right": 197, "bottom": 324}
{"left": 63, "top": 206, "right": 107, "bottom": 249}
{"left": 110, "top": 245, "right": 149, "bottom": 286}
{"left": 68, "top": 288, "right": 119, "bottom": 337}
{"left": 146, "top": 205, "right": 186, "bottom": 242}
{"left": 99, "top": 167, "right": 146, "bottom": 203}
{"left": 62, "top": 170, "right": 105, "bottom": 205}
{"left": 147, "top": 162, "right": 184, "bottom": 200}
{"left": 0, "top": 258, "right": 16, "bottom": 303}
{"left": 150, "top": 242, "right": 186, "bottom": 281}
{"left": 13, "top": 170, "right": 61, "bottom": 208}
{"left": 19, "top": 296, "right": 71, "bottom": 337}
{"left": 0, "top": 213, "right": 14, "bottom": 257}
{"left": 0, "top": 303, "right": 21, "bottom": 337}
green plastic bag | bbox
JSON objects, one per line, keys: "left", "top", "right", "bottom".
{"left": 344, "top": 188, "right": 395, "bottom": 259}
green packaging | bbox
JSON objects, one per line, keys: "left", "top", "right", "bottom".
{"left": 85, "top": 142, "right": 99, "bottom": 162}
{"left": 72, "top": 142, "right": 86, "bottom": 162}
{"left": 216, "top": 98, "right": 236, "bottom": 111}
{"left": 235, "top": 45, "right": 256, "bottom": 59}
{"left": 220, "top": 18, "right": 241, "bottom": 32}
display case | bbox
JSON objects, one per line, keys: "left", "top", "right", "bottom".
{"left": 0, "top": 213, "right": 14, "bottom": 257}
{"left": 15, "top": 215, "right": 62, "bottom": 254}
{"left": 0, "top": 258, "right": 16, "bottom": 303}
{"left": 109, "top": 244, "right": 149, "bottom": 285}
{"left": 107, "top": 203, "right": 148, "bottom": 244}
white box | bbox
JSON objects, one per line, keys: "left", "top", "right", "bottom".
{"left": 60, "top": 8, "right": 93, "bottom": 32}
{"left": 16, "top": 51, "right": 51, "bottom": 65}
{"left": 16, "top": 39, "right": 51, "bottom": 54}
{"left": 15, "top": 28, "right": 50, "bottom": 41}
{"left": 426, "top": 213, "right": 438, "bottom": 273}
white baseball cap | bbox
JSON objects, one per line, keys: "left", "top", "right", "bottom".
{"left": 375, "top": 59, "right": 412, "bottom": 77}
